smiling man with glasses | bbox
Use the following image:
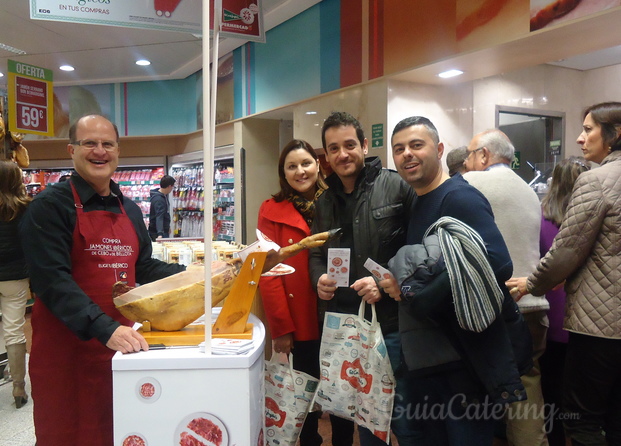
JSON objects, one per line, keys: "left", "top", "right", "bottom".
{"left": 68, "top": 116, "right": 121, "bottom": 196}
{"left": 19, "top": 114, "right": 186, "bottom": 445}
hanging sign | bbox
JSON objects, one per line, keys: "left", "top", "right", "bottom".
{"left": 30, "top": 0, "right": 264, "bottom": 40}
{"left": 30, "top": 0, "right": 201, "bottom": 33}
{"left": 211, "top": 0, "right": 264, "bottom": 42}
{"left": 7, "top": 60, "right": 55, "bottom": 136}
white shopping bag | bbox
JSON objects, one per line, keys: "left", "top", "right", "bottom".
{"left": 264, "top": 353, "right": 318, "bottom": 446}
{"left": 315, "top": 301, "right": 395, "bottom": 443}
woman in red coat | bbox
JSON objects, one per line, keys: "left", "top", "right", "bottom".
{"left": 258, "top": 139, "right": 353, "bottom": 446}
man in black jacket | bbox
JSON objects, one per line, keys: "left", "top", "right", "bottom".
{"left": 148, "top": 174, "right": 175, "bottom": 241}
{"left": 309, "top": 111, "right": 416, "bottom": 446}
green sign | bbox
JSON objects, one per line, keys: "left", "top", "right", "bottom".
{"left": 371, "top": 123, "right": 383, "bottom": 149}
{"left": 549, "top": 140, "right": 561, "bottom": 156}
{"left": 511, "top": 151, "right": 521, "bottom": 170}
{"left": 372, "top": 123, "right": 383, "bottom": 139}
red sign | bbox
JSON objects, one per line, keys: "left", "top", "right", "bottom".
{"left": 211, "top": 0, "right": 264, "bottom": 42}
{"left": 15, "top": 102, "right": 48, "bottom": 133}
{"left": 7, "top": 60, "right": 54, "bottom": 136}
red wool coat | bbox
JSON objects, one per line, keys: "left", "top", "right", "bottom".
{"left": 257, "top": 198, "right": 320, "bottom": 341}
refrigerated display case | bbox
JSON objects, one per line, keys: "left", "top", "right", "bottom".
{"left": 213, "top": 163, "right": 235, "bottom": 242}
{"left": 113, "top": 167, "right": 166, "bottom": 228}
{"left": 171, "top": 163, "right": 205, "bottom": 238}
{"left": 169, "top": 147, "right": 235, "bottom": 241}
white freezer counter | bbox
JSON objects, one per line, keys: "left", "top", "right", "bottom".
{"left": 112, "top": 311, "right": 265, "bottom": 446}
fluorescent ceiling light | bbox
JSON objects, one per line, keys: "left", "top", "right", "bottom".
{"left": 0, "top": 43, "right": 27, "bottom": 55}
{"left": 438, "top": 69, "right": 463, "bottom": 79}
{"left": 136, "top": 59, "right": 151, "bottom": 66}
{"left": 305, "top": 111, "right": 317, "bottom": 115}
{"left": 59, "top": 65, "right": 75, "bottom": 71}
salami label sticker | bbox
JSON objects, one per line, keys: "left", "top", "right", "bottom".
{"left": 135, "top": 377, "right": 161, "bottom": 404}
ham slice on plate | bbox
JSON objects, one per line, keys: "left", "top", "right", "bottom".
{"left": 175, "top": 412, "right": 228, "bottom": 446}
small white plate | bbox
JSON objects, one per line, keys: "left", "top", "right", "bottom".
{"left": 261, "top": 263, "right": 295, "bottom": 277}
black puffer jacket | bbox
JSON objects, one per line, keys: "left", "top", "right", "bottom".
{"left": 0, "top": 214, "right": 28, "bottom": 281}
{"left": 309, "top": 157, "right": 416, "bottom": 334}
{"left": 148, "top": 189, "right": 171, "bottom": 238}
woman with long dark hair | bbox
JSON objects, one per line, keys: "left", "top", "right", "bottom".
{"left": 508, "top": 102, "right": 621, "bottom": 445}
{"left": 538, "top": 156, "right": 589, "bottom": 446}
{"left": 0, "top": 160, "right": 32, "bottom": 408}
{"left": 258, "top": 139, "right": 353, "bottom": 445}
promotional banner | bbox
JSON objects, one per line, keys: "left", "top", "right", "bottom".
{"left": 211, "top": 0, "right": 264, "bottom": 41}
{"left": 30, "top": 0, "right": 201, "bottom": 33}
{"left": 7, "top": 60, "right": 55, "bottom": 136}
{"left": 30, "top": 0, "right": 265, "bottom": 40}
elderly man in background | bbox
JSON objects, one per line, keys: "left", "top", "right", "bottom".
{"left": 463, "top": 129, "right": 548, "bottom": 446}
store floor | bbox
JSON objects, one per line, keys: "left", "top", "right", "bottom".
{"left": 316, "top": 412, "right": 361, "bottom": 446}
{"left": 0, "top": 313, "right": 35, "bottom": 446}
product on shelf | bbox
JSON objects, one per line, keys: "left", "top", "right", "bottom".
{"left": 22, "top": 169, "right": 72, "bottom": 196}
{"left": 171, "top": 161, "right": 234, "bottom": 240}
{"left": 113, "top": 167, "right": 165, "bottom": 222}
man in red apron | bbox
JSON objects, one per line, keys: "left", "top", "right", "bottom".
{"left": 19, "top": 115, "right": 185, "bottom": 445}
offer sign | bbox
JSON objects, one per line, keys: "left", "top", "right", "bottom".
{"left": 7, "top": 60, "right": 54, "bottom": 136}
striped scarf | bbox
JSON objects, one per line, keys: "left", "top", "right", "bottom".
{"left": 424, "top": 216, "right": 504, "bottom": 333}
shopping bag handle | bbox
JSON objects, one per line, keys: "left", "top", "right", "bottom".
{"left": 357, "top": 299, "right": 378, "bottom": 325}
{"left": 268, "top": 350, "right": 297, "bottom": 376}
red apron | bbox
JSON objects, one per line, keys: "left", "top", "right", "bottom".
{"left": 30, "top": 183, "right": 139, "bottom": 446}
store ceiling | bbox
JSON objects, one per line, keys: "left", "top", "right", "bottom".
{"left": 1, "top": 1, "right": 621, "bottom": 92}
{"left": 0, "top": 0, "right": 320, "bottom": 87}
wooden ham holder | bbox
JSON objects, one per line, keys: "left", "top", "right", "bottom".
{"left": 211, "top": 251, "right": 267, "bottom": 338}
{"left": 139, "top": 251, "right": 267, "bottom": 345}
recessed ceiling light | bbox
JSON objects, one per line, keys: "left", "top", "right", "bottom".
{"left": 59, "top": 65, "right": 75, "bottom": 72}
{"left": 136, "top": 59, "right": 151, "bottom": 66}
{"left": 438, "top": 69, "right": 464, "bottom": 79}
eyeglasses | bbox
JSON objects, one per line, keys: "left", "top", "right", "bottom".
{"left": 71, "top": 139, "right": 119, "bottom": 151}
{"left": 466, "top": 147, "right": 484, "bottom": 158}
